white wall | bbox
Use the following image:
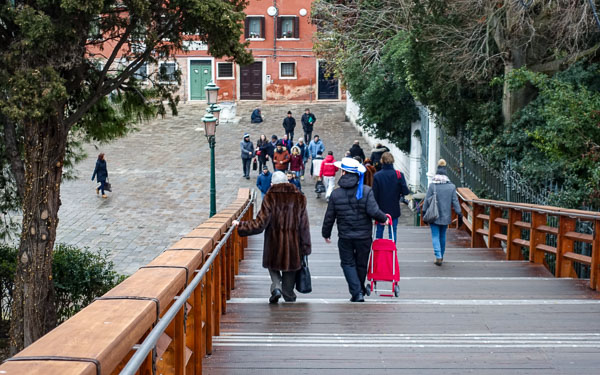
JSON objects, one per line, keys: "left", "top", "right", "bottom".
{"left": 346, "top": 94, "right": 423, "bottom": 190}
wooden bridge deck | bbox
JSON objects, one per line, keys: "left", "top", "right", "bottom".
{"left": 203, "top": 226, "right": 600, "bottom": 374}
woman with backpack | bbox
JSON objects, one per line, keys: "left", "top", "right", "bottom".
{"left": 421, "top": 159, "right": 463, "bottom": 266}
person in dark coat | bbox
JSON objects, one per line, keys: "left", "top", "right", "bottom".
{"left": 322, "top": 157, "right": 389, "bottom": 302}
{"left": 91, "top": 153, "right": 109, "bottom": 198}
{"left": 256, "top": 165, "right": 272, "bottom": 198}
{"left": 282, "top": 111, "right": 296, "bottom": 143}
{"left": 372, "top": 152, "right": 410, "bottom": 241}
{"left": 349, "top": 140, "right": 366, "bottom": 162}
{"left": 234, "top": 171, "right": 311, "bottom": 303}
{"left": 240, "top": 133, "right": 255, "bottom": 179}
{"left": 256, "top": 134, "right": 270, "bottom": 172}
{"left": 267, "top": 135, "right": 278, "bottom": 170}
{"left": 370, "top": 143, "right": 390, "bottom": 171}
{"left": 287, "top": 171, "right": 302, "bottom": 192}
{"left": 422, "top": 159, "right": 463, "bottom": 266}
{"left": 301, "top": 108, "right": 316, "bottom": 144}
{"left": 295, "top": 138, "right": 309, "bottom": 180}
{"left": 251, "top": 107, "right": 263, "bottom": 123}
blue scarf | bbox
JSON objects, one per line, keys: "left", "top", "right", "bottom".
{"left": 342, "top": 165, "right": 365, "bottom": 200}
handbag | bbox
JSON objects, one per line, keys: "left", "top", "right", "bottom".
{"left": 295, "top": 255, "right": 312, "bottom": 294}
{"left": 252, "top": 157, "right": 258, "bottom": 171}
{"left": 422, "top": 184, "right": 439, "bottom": 224}
{"left": 104, "top": 178, "right": 112, "bottom": 193}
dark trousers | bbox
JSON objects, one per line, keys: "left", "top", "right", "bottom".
{"left": 242, "top": 158, "right": 251, "bottom": 177}
{"left": 286, "top": 131, "right": 294, "bottom": 145}
{"left": 338, "top": 237, "right": 372, "bottom": 298}
{"left": 258, "top": 157, "right": 267, "bottom": 172}
{"left": 97, "top": 180, "right": 106, "bottom": 195}
{"left": 304, "top": 131, "right": 312, "bottom": 144}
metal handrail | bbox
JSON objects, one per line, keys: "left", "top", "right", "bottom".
{"left": 119, "top": 191, "right": 255, "bottom": 375}
{"left": 456, "top": 189, "right": 600, "bottom": 221}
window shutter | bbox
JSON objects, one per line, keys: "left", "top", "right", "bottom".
{"left": 244, "top": 18, "right": 249, "bottom": 39}
{"left": 293, "top": 16, "right": 299, "bottom": 39}
{"left": 276, "top": 16, "right": 282, "bottom": 38}
{"left": 260, "top": 17, "right": 265, "bottom": 38}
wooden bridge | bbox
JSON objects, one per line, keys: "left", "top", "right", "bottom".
{"left": 1, "top": 188, "right": 600, "bottom": 374}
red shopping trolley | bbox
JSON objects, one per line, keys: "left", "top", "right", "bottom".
{"left": 367, "top": 214, "right": 400, "bottom": 297}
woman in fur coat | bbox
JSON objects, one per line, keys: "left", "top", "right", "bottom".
{"left": 233, "top": 171, "right": 312, "bottom": 303}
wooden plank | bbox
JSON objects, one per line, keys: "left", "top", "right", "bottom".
{"left": 592, "top": 220, "right": 600, "bottom": 291}
{"left": 475, "top": 228, "right": 489, "bottom": 237}
{"left": 471, "top": 203, "right": 487, "bottom": 249}
{"left": 494, "top": 217, "right": 508, "bottom": 225}
{"left": 537, "top": 225, "right": 559, "bottom": 235}
{"left": 147, "top": 250, "right": 205, "bottom": 283}
{"left": 529, "top": 212, "right": 547, "bottom": 264}
{"left": 563, "top": 252, "right": 592, "bottom": 265}
{"left": 536, "top": 244, "right": 557, "bottom": 255}
{"left": 564, "top": 231, "right": 594, "bottom": 243}
{"left": 506, "top": 209, "right": 524, "bottom": 261}
{"left": 183, "top": 228, "right": 221, "bottom": 245}
{"left": 476, "top": 213, "right": 490, "bottom": 221}
{"left": 557, "top": 216, "right": 577, "bottom": 278}
{"left": 168, "top": 237, "right": 213, "bottom": 253}
{"left": 493, "top": 233, "right": 507, "bottom": 242}
{"left": 513, "top": 221, "right": 531, "bottom": 229}
{"left": 488, "top": 206, "right": 502, "bottom": 249}
{"left": 195, "top": 222, "right": 227, "bottom": 235}
{"left": 174, "top": 307, "right": 185, "bottom": 375}
{"left": 0, "top": 361, "right": 96, "bottom": 375}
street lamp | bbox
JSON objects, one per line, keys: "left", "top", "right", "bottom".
{"left": 203, "top": 82, "right": 220, "bottom": 217}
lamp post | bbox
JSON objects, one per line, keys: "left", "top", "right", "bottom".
{"left": 203, "top": 82, "right": 220, "bottom": 217}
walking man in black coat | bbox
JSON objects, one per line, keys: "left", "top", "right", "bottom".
{"left": 349, "top": 140, "right": 366, "bottom": 162}
{"left": 322, "top": 157, "right": 389, "bottom": 302}
{"left": 301, "top": 108, "right": 316, "bottom": 144}
{"left": 282, "top": 111, "right": 296, "bottom": 143}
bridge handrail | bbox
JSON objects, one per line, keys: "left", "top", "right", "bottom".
{"left": 454, "top": 187, "right": 600, "bottom": 291}
{"left": 0, "top": 188, "right": 256, "bottom": 375}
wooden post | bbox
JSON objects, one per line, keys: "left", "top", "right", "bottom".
{"left": 204, "top": 268, "right": 213, "bottom": 355}
{"left": 529, "top": 211, "right": 546, "bottom": 264}
{"left": 471, "top": 203, "right": 486, "bottom": 248}
{"left": 591, "top": 220, "right": 600, "bottom": 291}
{"left": 220, "top": 250, "right": 228, "bottom": 314}
{"left": 228, "top": 238, "right": 235, "bottom": 292}
{"left": 506, "top": 209, "right": 523, "bottom": 260}
{"left": 174, "top": 306, "right": 185, "bottom": 375}
{"left": 488, "top": 206, "right": 502, "bottom": 249}
{"left": 213, "top": 257, "right": 221, "bottom": 335}
{"left": 194, "top": 282, "right": 203, "bottom": 374}
{"left": 139, "top": 351, "right": 154, "bottom": 375}
{"left": 556, "top": 216, "right": 577, "bottom": 278}
{"left": 222, "top": 242, "right": 230, "bottom": 301}
{"left": 233, "top": 230, "right": 240, "bottom": 275}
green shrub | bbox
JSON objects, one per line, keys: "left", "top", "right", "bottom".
{"left": 0, "top": 244, "right": 125, "bottom": 323}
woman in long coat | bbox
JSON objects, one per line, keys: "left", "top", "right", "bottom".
{"left": 91, "top": 153, "right": 108, "bottom": 198}
{"left": 233, "top": 171, "right": 311, "bottom": 303}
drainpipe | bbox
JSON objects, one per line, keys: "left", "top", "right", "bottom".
{"left": 273, "top": 0, "right": 277, "bottom": 60}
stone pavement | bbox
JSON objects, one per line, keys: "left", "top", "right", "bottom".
{"left": 57, "top": 102, "right": 414, "bottom": 275}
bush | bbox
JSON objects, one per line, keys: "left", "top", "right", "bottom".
{"left": 0, "top": 243, "right": 124, "bottom": 323}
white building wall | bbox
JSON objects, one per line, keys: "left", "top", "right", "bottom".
{"left": 346, "top": 94, "right": 423, "bottom": 191}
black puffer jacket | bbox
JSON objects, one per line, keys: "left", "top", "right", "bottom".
{"left": 322, "top": 173, "right": 387, "bottom": 240}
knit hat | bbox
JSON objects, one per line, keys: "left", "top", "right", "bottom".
{"left": 437, "top": 159, "right": 447, "bottom": 175}
{"left": 334, "top": 157, "right": 367, "bottom": 200}
{"left": 243, "top": 133, "right": 250, "bottom": 138}
{"left": 271, "top": 171, "right": 288, "bottom": 185}
{"left": 262, "top": 165, "right": 269, "bottom": 171}
{"left": 276, "top": 140, "right": 283, "bottom": 146}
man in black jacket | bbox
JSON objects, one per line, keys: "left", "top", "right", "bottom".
{"left": 372, "top": 152, "right": 410, "bottom": 241}
{"left": 349, "top": 140, "right": 366, "bottom": 162}
{"left": 322, "top": 157, "right": 389, "bottom": 302}
{"left": 266, "top": 135, "right": 278, "bottom": 170}
{"left": 301, "top": 108, "right": 316, "bottom": 144}
{"left": 282, "top": 111, "right": 296, "bottom": 143}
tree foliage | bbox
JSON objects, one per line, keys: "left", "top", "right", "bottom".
{"left": 0, "top": 0, "right": 252, "bottom": 352}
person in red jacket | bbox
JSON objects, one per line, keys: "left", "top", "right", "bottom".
{"left": 319, "top": 151, "right": 338, "bottom": 200}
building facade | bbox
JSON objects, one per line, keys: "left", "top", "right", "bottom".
{"left": 169, "top": 0, "right": 342, "bottom": 102}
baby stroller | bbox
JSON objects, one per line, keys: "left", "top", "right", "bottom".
{"left": 314, "top": 179, "right": 326, "bottom": 198}
{"left": 366, "top": 214, "right": 400, "bottom": 297}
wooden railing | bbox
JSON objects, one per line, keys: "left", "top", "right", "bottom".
{"left": 0, "top": 188, "right": 255, "bottom": 375}
{"left": 455, "top": 187, "right": 600, "bottom": 291}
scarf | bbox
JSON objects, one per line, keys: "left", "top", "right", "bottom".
{"left": 342, "top": 166, "right": 365, "bottom": 200}
{"left": 432, "top": 174, "right": 450, "bottom": 184}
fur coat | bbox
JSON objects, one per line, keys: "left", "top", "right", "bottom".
{"left": 237, "top": 183, "right": 311, "bottom": 271}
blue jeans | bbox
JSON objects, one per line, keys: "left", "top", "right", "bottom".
{"left": 376, "top": 217, "right": 398, "bottom": 242}
{"left": 430, "top": 224, "right": 448, "bottom": 259}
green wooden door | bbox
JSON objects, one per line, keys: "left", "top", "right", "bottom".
{"left": 190, "top": 61, "right": 212, "bottom": 100}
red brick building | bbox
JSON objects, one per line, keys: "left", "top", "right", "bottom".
{"left": 168, "top": 0, "right": 342, "bottom": 102}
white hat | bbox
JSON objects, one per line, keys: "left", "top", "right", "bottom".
{"left": 271, "top": 171, "right": 288, "bottom": 185}
{"left": 334, "top": 157, "right": 366, "bottom": 174}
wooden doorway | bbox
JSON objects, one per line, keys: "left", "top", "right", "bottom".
{"left": 190, "top": 61, "right": 212, "bottom": 101}
{"left": 318, "top": 62, "right": 339, "bottom": 100}
{"left": 240, "top": 62, "right": 263, "bottom": 100}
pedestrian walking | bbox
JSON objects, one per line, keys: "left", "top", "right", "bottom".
{"left": 240, "top": 133, "right": 255, "bottom": 179}
{"left": 349, "top": 140, "right": 366, "bottom": 162}
{"left": 301, "top": 108, "right": 317, "bottom": 144}
{"left": 363, "top": 158, "right": 377, "bottom": 187}
{"left": 295, "top": 138, "right": 309, "bottom": 181}
{"left": 319, "top": 151, "right": 338, "bottom": 200}
{"left": 372, "top": 152, "right": 410, "bottom": 242}
{"left": 282, "top": 111, "right": 296, "bottom": 143}
{"left": 233, "top": 171, "right": 312, "bottom": 303}
{"left": 267, "top": 135, "right": 278, "bottom": 170}
{"left": 256, "top": 134, "right": 270, "bottom": 172}
{"left": 422, "top": 159, "right": 463, "bottom": 266}
{"left": 287, "top": 171, "right": 302, "bottom": 192}
{"left": 91, "top": 153, "right": 109, "bottom": 199}
{"left": 308, "top": 135, "right": 325, "bottom": 175}
{"left": 321, "top": 157, "right": 389, "bottom": 302}
{"left": 370, "top": 143, "right": 390, "bottom": 171}
{"left": 273, "top": 140, "right": 290, "bottom": 172}
{"left": 251, "top": 107, "right": 263, "bottom": 123}
{"left": 311, "top": 151, "right": 324, "bottom": 177}
{"left": 256, "top": 165, "right": 272, "bottom": 198}
{"left": 289, "top": 146, "right": 305, "bottom": 180}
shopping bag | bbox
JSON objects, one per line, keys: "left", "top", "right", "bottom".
{"left": 104, "top": 179, "right": 112, "bottom": 192}
{"left": 422, "top": 185, "right": 439, "bottom": 224}
{"left": 295, "top": 256, "right": 312, "bottom": 293}
{"left": 252, "top": 158, "right": 258, "bottom": 171}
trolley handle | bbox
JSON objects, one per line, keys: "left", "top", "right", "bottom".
{"left": 374, "top": 214, "right": 395, "bottom": 243}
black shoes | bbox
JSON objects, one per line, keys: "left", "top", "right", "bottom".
{"left": 269, "top": 288, "right": 282, "bottom": 304}
{"left": 434, "top": 258, "right": 443, "bottom": 266}
{"left": 350, "top": 293, "right": 365, "bottom": 302}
